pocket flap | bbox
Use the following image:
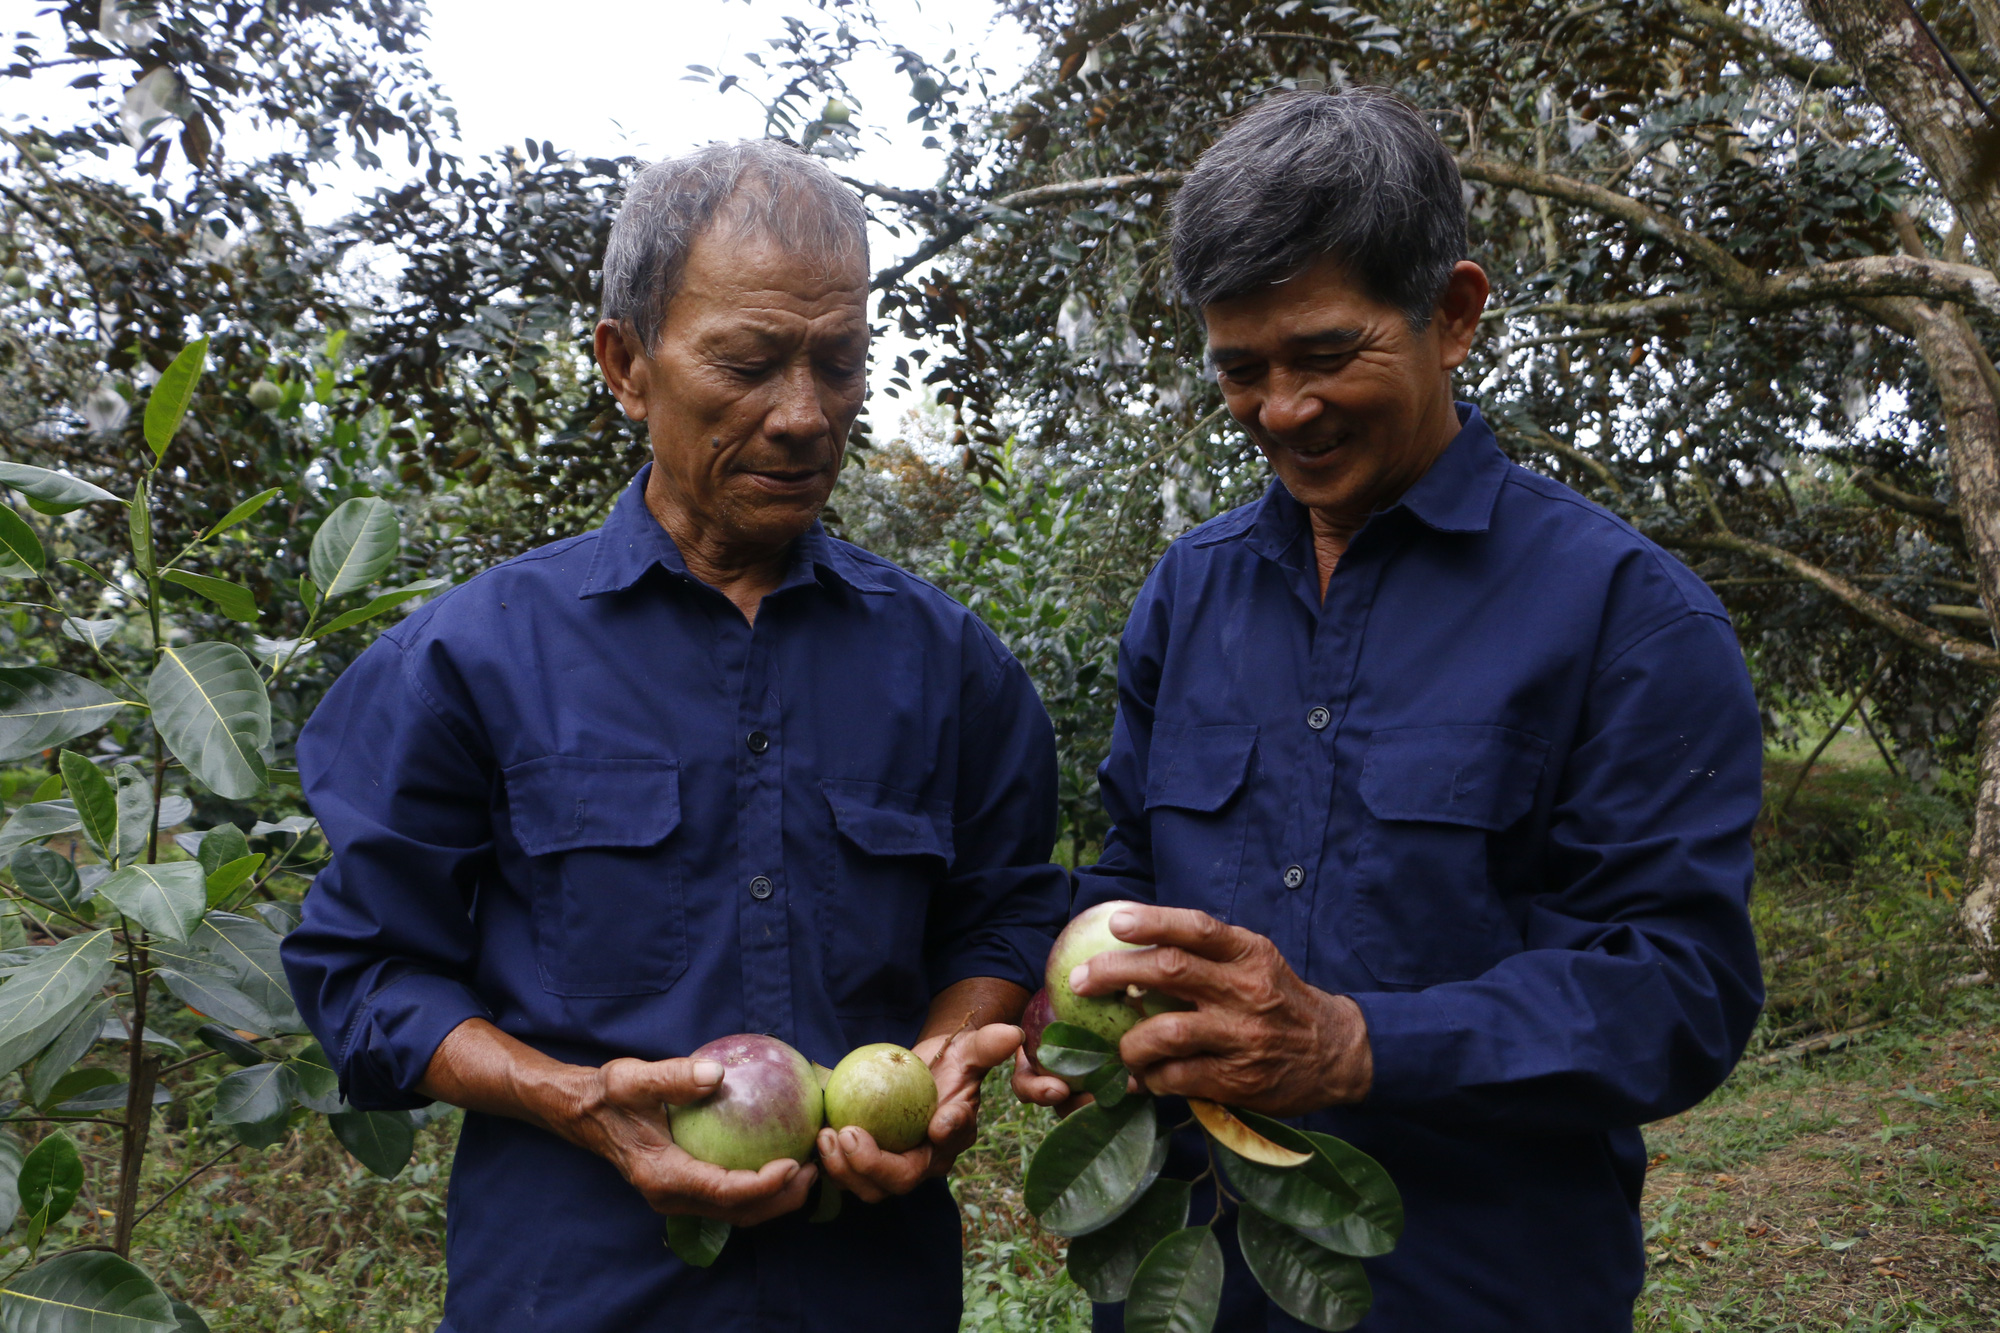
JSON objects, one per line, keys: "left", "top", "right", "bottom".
{"left": 505, "top": 756, "right": 682, "bottom": 857}
{"left": 822, "top": 780, "right": 951, "bottom": 862}
{"left": 1145, "top": 723, "right": 1259, "bottom": 813}
{"left": 1359, "top": 725, "right": 1547, "bottom": 830}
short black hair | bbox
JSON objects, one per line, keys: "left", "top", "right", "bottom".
{"left": 1169, "top": 88, "right": 1467, "bottom": 326}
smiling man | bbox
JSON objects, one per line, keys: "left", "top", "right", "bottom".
{"left": 1015, "top": 90, "right": 1765, "bottom": 1330}
{"left": 282, "top": 140, "right": 1066, "bottom": 1332}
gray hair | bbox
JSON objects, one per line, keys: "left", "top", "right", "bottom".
{"left": 1169, "top": 88, "right": 1466, "bottom": 326}
{"left": 600, "top": 139, "right": 869, "bottom": 350}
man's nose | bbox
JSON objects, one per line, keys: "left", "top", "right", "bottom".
{"left": 765, "top": 361, "right": 833, "bottom": 445}
{"left": 1260, "top": 375, "right": 1324, "bottom": 437}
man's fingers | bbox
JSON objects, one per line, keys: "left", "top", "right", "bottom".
{"left": 1105, "top": 904, "right": 1248, "bottom": 959}
{"left": 816, "top": 1125, "right": 927, "bottom": 1202}
{"left": 1011, "top": 1049, "right": 1073, "bottom": 1107}
{"left": 718, "top": 1160, "right": 819, "bottom": 1225}
{"left": 1069, "top": 943, "right": 1232, "bottom": 1006}
{"left": 933, "top": 1023, "right": 1023, "bottom": 1095}
{"left": 1117, "top": 1007, "right": 1230, "bottom": 1071}
{"left": 604, "top": 1056, "right": 725, "bottom": 1108}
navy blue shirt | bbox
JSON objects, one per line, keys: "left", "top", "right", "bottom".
{"left": 282, "top": 469, "right": 1067, "bottom": 1332}
{"left": 1078, "top": 405, "right": 1763, "bottom": 1332}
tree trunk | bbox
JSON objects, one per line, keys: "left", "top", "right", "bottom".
{"left": 1809, "top": 0, "right": 2000, "bottom": 959}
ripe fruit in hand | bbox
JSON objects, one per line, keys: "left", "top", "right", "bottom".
{"left": 1046, "top": 900, "right": 1192, "bottom": 1045}
{"left": 822, "top": 1043, "right": 938, "bottom": 1153}
{"left": 666, "top": 1034, "right": 823, "bottom": 1172}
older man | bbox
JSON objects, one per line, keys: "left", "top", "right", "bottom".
{"left": 1015, "top": 90, "right": 1764, "bottom": 1330}
{"left": 282, "top": 140, "right": 1065, "bottom": 1332}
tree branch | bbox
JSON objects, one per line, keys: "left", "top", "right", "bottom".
{"left": 1852, "top": 468, "right": 1964, "bottom": 534}
{"left": 1661, "top": 0, "right": 1855, "bottom": 87}
{"left": 995, "top": 172, "right": 1184, "bottom": 210}
{"left": 1671, "top": 531, "right": 2000, "bottom": 669}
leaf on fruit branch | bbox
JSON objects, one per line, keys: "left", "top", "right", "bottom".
{"left": 330, "top": 1108, "right": 416, "bottom": 1178}
{"left": 1288, "top": 1132, "right": 1403, "bottom": 1257}
{"left": 1212, "top": 1114, "right": 1359, "bottom": 1232}
{"left": 1236, "top": 1202, "right": 1373, "bottom": 1331}
{"left": 1066, "top": 1177, "right": 1191, "bottom": 1302}
{"left": 149, "top": 643, "right": 270, "bottom": 800}
{"left": 0, "top": 669, "right": 125, "bottom": 763}
{"left": 1124, "top": 1225, "right": 1223, "bottom": 1333}
{"left": 665, "top": 1214, "right": 731, "bottom": 1268}
{"left": 1189, "top": 1099, "right": 1312, "bottom": 1168}
{"left": 1024, "top": 1094, "right": 1162, "bottom": 1236}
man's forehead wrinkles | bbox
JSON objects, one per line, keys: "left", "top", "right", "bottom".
{"left": 1207, "top": 325, "right": 1368, "bottom": 364}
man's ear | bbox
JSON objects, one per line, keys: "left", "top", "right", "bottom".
{"left": 1432, "top": 261, "right": 1491, "bottom": 373}
{"left": 594, "top": 319, "right": 651, "bottom": 421}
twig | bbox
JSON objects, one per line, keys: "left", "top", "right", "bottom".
{"left": 127, "top": 1140, "right": 241, "bottom": 1231}
{"left": 1853, "top": 700, "right": 1902, "bottom": 777}
{"left": 1753, "top": 1021, "right": 1888, "bottom": 1066}
{"left": 927, "top": 1010, "right": 979, "bottom": 1070}
{"left": 1771, "top": 654, "right": 1893, "bottom": 824}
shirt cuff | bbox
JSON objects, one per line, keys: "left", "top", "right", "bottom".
{"left": 1348, "top": 988, "right": 1465, "bottom": 1107}
{"left": 340, "top": 970, "right": 492, "bottom": 1112}
{"left": 931, "top": 925, "right": 1053, "bottom": 998}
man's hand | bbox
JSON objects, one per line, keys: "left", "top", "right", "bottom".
{"left": 1063, "top": 904, "right": 1373, "bottom": 1117}
{"left": 817, "top": 1023, "right": 1021, "bottom": 1202}
{"left": 1010, "top": 1047, "right": 1091, "bottom": 1116}
{"left": 421, "top": 1019, "right": 816, "bottom": 1225}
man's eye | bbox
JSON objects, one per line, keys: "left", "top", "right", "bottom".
{"left": 1215, "top": 364, "right": 1259, "bottom": 385}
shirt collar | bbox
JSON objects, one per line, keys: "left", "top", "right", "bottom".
{"left": 579, "top": 465, "right": 892, "bottom": 599}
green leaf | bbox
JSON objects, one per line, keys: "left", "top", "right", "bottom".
{"left": 1040, "top": 1020, "right": 1114, "bottom": 1053}
{"left": 42, "top": 1067, "right": 121, "bottom": 1112}
{"left": 148, "top": 643, "right": 270, "bottom": 801}
{"left": 1125, "top": 1226, "right": 1224, "bottom": 1333}
{"left": 1290, "top": 1132, "right": 1403, "bottom": 1258}
{"left": 311, "top": 578, "right": 448, "bottom": 638}
{"left": 0, "top": 464, "right": 122, "bottom": 516}
{"left": 1023, "top": 1094, "right": 1161, "bottom": 1237}
{"left": 0, "top": 931, "right": 117, "bottom": 1076}
{"left": 0, "top": 1249, "right": 178, "bottom": 1332}
{"left": 664, "top": 1214, "right": 731, "bottom": 1268}
{"left": 1236, "top": 1203, "right": 1373, "bottom": 1331}
{"left": 191, "top": 825, "right": 248, "bottom": 878}
{"left": 212, "top": 1062, "right": 299, "bottom": 1125}
{"left": 169, "top": 1299, "right": 212, "bottom": 1333}
{"left": 15, "top": 1129, "right": 82, "bottom": 1245}
{"left": 26, "top": 996, "right": 110, "bottom": 1106}
{"left": 96, "top": 863, "right": 207, "bottom": 942}
{"left": 1067, "top": 1177, "right": 1192, "bottom": 1303}
{"left": 309, "top": 498, "right": 400, "bottom": 601}
{"left": 151, "top": 913, "right": 304, "bottom": 1037}
{"left": 204, "top": 487, "right": 281, "bottom": 539}
{"left": 229, "top": 1113, "right": 292, "bottom": 1150}
{"left": 128, "top": 477, "right": 153, "bottom": 578}
{"left": 59, "top": 617, "right": 118, "bottom": 650}
{"left": 193, "top": 1023, "right": 265, "bottom": 1068}
{"left": 0, "top": 669, "right": 124, "bottom": 763}
{"left": 0, "top": 802, "right": 81, "bottom": 864}
{"left": 0, "top": 1131, "right": 22, "bottom": 1233}
{"left": 1214, "top": 1113, "right": 1360, "bottom": 1232}
{"left": 0, "top": 508, "right": 44, "bottom": 579}
{"left": 112, "top": 764, "right": 152, "bottom": 865}
{"left": 288, "top": 1040, "right": 344, "bottom": 1114}
{"left": 330, "top": 1108, "right": 415, "bottom": 1178}
{"left": 9, "top": 848, "right": 91, "bottom": 919}
{"left": 143, "top": 336, "right": 209, "bottom": 461}
{"left": 28, "top": 775, "right": 60, "bottom": 803}
{"left": 57, "top": 753, "right": 117, "bottom": 864}
{"left": 202, "top": 854, "right": 263, "bottom": 908}
{"left": 161, "top": 571, "right": 256, "bottom": 623}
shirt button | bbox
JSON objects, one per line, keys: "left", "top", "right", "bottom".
{"left": 1306, "top": 706, "right": 1331, "bottom": 731}
{"left": 1282, "top": 864, "right": 1306, "bottom": 890}
{"left": 746, "top": 730, "right": 770, "bottom": 754}
{"left": 749, "top": 876, "right": 774, "bottom": 900}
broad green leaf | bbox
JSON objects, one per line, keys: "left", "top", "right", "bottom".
{"left": 149, "top": 643, "right": 270, "bottom": 800}
{"left": 194, "top": 1024, "right": 265, "bottom": 1068}
{"left": 204, "top": 486, "right": 281, "bottom": 539}
{"left": 113, "top": 764, "right": 152, "bottom": 864}
{"left": 0, "top": 1131, "right": 21, "bottom": 1232}
{"left": 1067, "top": 1177, "right": 1192, "bottom": 1303}
{"left": 1023, "top": 1094, "right": 1160, "bottom": 1237}
{"left": 308, "top": 497, "right": 399, "bottom": 601}
{"left": 0, "top": 509, "right": 44, "bottom": 579}
{"left": 0, "top": 931, "right": 116, "bottom": 1076}
{"left": 665, "top": 1214, "right": 730, "bottom": 1268}
{"left": 0, "top": 464, "right": 122, "bottom": 516}
{"left": 15, "top": 1129, "right": 82, "bottom": 1245}
{"left": 9, "top": 848, "right": 92, "bottom": 919}
{"left": 212, "top": 1062, "right": 299, "bottom": 1125}
{"left": 58, "top": 753, "right": 118, "bottom": 865}
{"left": 169, "top": 1300, "right": 212, "bottom": 1333}
{"left": 193, "top": 824, "right": 249, "bottom": 877}
{"left": 96, "top": 863, "right": 206, "bottom": 941}
{"left": 230, "top": 1113, "right": 292, "bottom": 1149}
{"left": 27, "top": 775, "right": 60, "bottom": 803}
{"left": 26, "top": 996, "right": 110, "bottom": 1106}
{"left": 311, "top": 578, "right": 449, "bottom": 638}
{"left": 1125, "top": 1226, "right": 1224, "bottom": 1333}
{"left": 59, "top": 617, "right": 119, "bottom": 649}
{"left": 151, "top": 912, "right": 303, "bottom": 1036}
{"left": 202, "top": 854, "right": 263, "bottom": 908}
{"left": 45, "top": 1067, "right": 122, "bottom": 1112}
{"left": 1236, "top": 1203, "right": 1373, "bottom": 1331}
{"left": 1290, "top": 1132, "right": 1403, "bottom": 1258}
{"left": 1215, "top": 1113, "right": 1360, "bottom": 1232}
{"left": 0, "top": 1249, "right": 178, "bottom": 1332}
{"left": 161, "top": 570, "right": 256, "bottom": 623}
{"left": 0, "top": 803, "right": 81, "bottom": 864}
{"left": 128, "top": 477, "right": 153, "bottom": 577}
{"left": 58, "top": 558, "right": 116, "bottom": 590}
{"left": 1040, "top": 1020, "right": 1114, "bottom": 1053}
{"left": 0, "top": 670, "right": 125, "bottom": 763}
{"left": 143, "top": 336, "right": 209, "bottom": 460}
{"left": 289, "top": 1040, "right": 344, "bottom": 1114}
{"left": 330, "top": 1108, "right": 415, "bottom": 1178}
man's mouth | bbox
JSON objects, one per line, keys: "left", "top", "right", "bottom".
{"left": 1280, "top": 433, "right": 1349, "bottom": 460}
{"left": 744, "top": 465, "right": 826, "bottom": 493}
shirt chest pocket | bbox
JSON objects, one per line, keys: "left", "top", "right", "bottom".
{"left": 1145, "top": 723, "right": 1258, "bottom": 920}
{"left": 819, "top": 779, "right": 953, "bottom": 1021}
{"left": 506, "top": 756, "right": 688, "bottom": 998}
{"left": 1349, "top": 725, "right": 1547, "bottom": 988}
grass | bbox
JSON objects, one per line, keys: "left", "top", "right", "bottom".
{"left": 12, "top": 726, "right": 1987, "bottom": 1330}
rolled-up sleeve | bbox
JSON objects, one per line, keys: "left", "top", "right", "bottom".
{"left": 282, "top": 634, "right": 496, "bottom": 1111}
{"left": 924, "top": 633, "right": 1069, "bottom": 995}
{"left": 1352, "top": 610, "right": 1765, "bottom": 1130}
